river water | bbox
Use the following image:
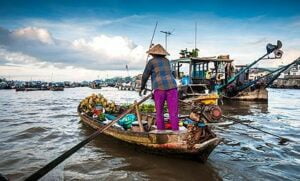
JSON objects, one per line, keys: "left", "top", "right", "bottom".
{"left": 0, "top": 87, "right": 299, "bottom": 180}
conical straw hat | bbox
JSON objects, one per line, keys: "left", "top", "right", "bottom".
{"left": 146, "top": 44, "right": 169, "bottom": 56}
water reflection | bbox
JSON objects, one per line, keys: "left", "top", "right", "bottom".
{"left": 221, "top": 100, "right": 269, "bottom": 116}
{"left": 76, "top": 124, "right": 222, "bottom": 181}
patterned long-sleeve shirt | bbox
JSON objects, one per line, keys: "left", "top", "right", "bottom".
{"left": 141, "top": 57, "right": 177, "bottom": 90}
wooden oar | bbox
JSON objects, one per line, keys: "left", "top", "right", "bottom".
{"left": 25, "top": 93, "right": 152, "bottom": 181}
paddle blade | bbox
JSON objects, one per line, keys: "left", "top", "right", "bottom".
{"left": 0, "top": 173, "right": 8, "bottom": 181}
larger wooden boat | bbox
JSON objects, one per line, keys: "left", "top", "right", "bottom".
{"left": 78, "top": 107, "right": 221, "bottom": 162}
{"left": 170, "top": 41, "right": 287, "bottom": 102}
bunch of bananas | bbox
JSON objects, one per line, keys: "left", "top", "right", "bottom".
{"left": 80, "top": 93, "right": 118, "bottom": 114}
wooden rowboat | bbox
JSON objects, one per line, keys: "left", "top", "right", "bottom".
{"left": 78, "top": 107, "right": 221, "bottom": 162}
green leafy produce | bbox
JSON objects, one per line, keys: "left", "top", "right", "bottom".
{"left": 139, "top": 103, "right": 155, "bottom": 113}
{"left": 98, "top": 113, "right": 106, "bottom": 122}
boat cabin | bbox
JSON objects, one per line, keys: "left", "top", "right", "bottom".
{"left": 170, "top": 56, "right": 234, "bottom": 99}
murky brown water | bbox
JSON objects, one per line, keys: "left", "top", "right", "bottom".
{"left": 0, "top": 87, "right": 299, "bottom": 180}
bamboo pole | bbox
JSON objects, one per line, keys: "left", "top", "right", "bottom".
{"left": 135, "top": 101, "right": 145, "bottom": 132}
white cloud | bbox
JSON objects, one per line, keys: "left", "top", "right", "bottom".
{"left": 0, "top": 26, "right": 147, "bottom": 71}
{"left": 0, "top": 14, "right": 300, "bottom": 80}
{"left": 72, "top": 35, "right": 145, "bottom": 65}
{"left": 18, "top": 15, "right": 148, "bottom": 40}
{"left": 12, "top": 27, "right": 54, "bottom": 45}
{"left": 0, "top": 48, "right": 47, "bottom": 67}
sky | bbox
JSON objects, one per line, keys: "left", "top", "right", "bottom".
{"left": 0, "top": 0, "right": 299, "bottom": 81}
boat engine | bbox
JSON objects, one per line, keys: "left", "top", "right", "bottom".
{"left": 203, "top": 104, "right": 222, "bottom": 121}
{"left": 191, "top": 103, "right": 222, "bottom": 123}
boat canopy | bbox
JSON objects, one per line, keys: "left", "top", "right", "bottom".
{"left": 170, "top": 57, "right": 234, "bottom": 64}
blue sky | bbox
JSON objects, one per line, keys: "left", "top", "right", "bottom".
{"left": 1, "top": 0, "right": 299, "bottom": 19}
{"left": 0, "top": 0, "right": 299, "bottom": 81}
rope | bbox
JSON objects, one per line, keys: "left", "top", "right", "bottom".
{"left": 222, "top": 115, "right": 295, "bottom": 144}
{"left": 180, "top": 99, "right": 294, "bottom": 144}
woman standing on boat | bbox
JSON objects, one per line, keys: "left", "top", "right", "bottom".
{"left": 140, "top": 44, "right": 179, "bottom": 131}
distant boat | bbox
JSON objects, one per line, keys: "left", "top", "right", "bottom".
{"left": 25, "top": 88, "right": 40, "bottom": 91}
{"left": 15, "top": 87, "right": 25, "bottom": 91}
{"left": 50, "top": 87, "right": 64, "bottom": 91}
{"left": 41, "top": 83, "right": 50, "bottom": 90}
{"left": 50, "top": 82, "right": 64, "bottom": 91}
{"left": 89, "top": 80, "right": 102, "bottom": 89}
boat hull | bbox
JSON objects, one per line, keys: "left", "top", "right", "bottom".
{"left": 15, "top": 88, "right": 25, "bottom": 91}
{"left": 50, "top": 87, "right": 64, "bottom": 91}
{"left": 78, "top": 111, "right": 221, "bottom": 162}
{"left": 224, "top": 88, "right": 268, "bottom": 101}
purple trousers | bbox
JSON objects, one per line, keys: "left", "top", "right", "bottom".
{"left": 154, "top": 88, "right": 179, "bottom": 131}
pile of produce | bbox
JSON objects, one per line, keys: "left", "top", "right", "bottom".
{"left": 79, "top": 94, "right": 167, "bottom": 130}
{"left": 79, "top": 93, "right": 118, "bottom": 116}
{"left": 79, "top": 94, "right": 140, "bottom": 130}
